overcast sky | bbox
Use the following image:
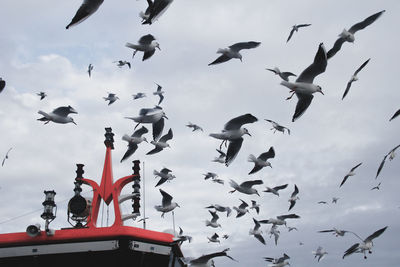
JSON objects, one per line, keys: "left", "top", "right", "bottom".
{"left": 0, "top": 0, "right": 399, "bottom": 266}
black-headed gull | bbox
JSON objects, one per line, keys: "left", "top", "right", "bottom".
{"left": 286, "top": 24, "right": 311, "bottom": 43}
{"left": 88, "top": 63, "right": 93, "bottom": 77}
{"left": 266, "top": 67, "right": 297, "bottom": 82}
{"left": 1, "top": 148, "right": 12, "bottom": 167}
{"left": 313, "top": 246, "right": 328, "bottom": 262}
{"left": 205, "top": 210, "right": 221, "bottom": 228}
{"left": 229, "top": 179, "right": 263, "bottom": 196}
{"left": 37, "top": 106, "right": 77, "bottom": 125}
{"left": 288, "top": 184, "right": 299, "bottom": 211}
{"left": 249, "top": 218, "right": 265, "bottom": 245}
{"left": 154, "top": 189, "right": 179, "bottom": 217}
{"left": 248, "top": 146, "right": 275, "bottom": 174}
{"left": 120, "top": 126, "right": 148, "bottom": 162}
{"left": 125, "top": 106, "right": 167, "bottom": 141}
{"left": 376, "top": 144, "right": 400, "bottom": 178}
{"left": 37, "top": 92, "right": 47, "bottom": 100}
{"left": 126, "top": 34, "right": 160, "bottom": 61}
{"left": 263, "top": 184, "right": 288, "bottom": 196}
{"left": 146, "top": 128, "right": 173, "bottom": 155}
{"left": 342, "top": 58, "right": 370, "bottom": 100}
{"left": 208, "top": 41, "right": 261, "bottom": 65}
{"left": 340, "top": 162, "right": 362, "bottom": 187}
{"left": 343, "top": 226, "right": 387, "bottom": 259}
{"left": 265, "top": 119, "right": 291, "bottom": 135}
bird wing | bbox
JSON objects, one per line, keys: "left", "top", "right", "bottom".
{"left": 274, "top": 184, "right": 288, "bottom": 191}
{"left": 238, "top": 199, "right": 249, "bottom": 208}
{"left": 389, "top": 109, "right": 400, "bottom": 121}
{"left": 340, "top": 175, "right": 349, "bottom": 187}
{"left": 351, "top": 162, "right": 363, "bottom": 172}
{"left": 225, "top": 138, "right": 243, "bottom": 166}
{"left": 158, "top": 94, "right": 164, "bottom": 105}
{"left": 160, "top": 189, "right": 172, "bottom": 206}
{"left": 133, "top": 126, "right": 149, "bottom": 137}
{"left": 53, "top": 106, "right": 77, "bottom": 116}
{"left": 354, "top": 58, "right": 370, "bottom": 75}
{"left": 143, "top": 49, "right": 156, "bottom": 61}
{"left": 292, "top": 93, "right": 313, "bottom": 122}
{"left": 120, "top": 143, "right": 138, "bottom": 163}
{"left": 146, "top": 146, "right": 163, "bottom": 155}
{"left": 152, "top": 117, "right": 165, "bottom": 141}
{"left": 190, "top": 249, "right": 236, "bottom": 264}
{"left": 343, "top": 243, "right": 360, "bottom": 259}
{"left": 241, "top": 180, "right": 263, "bottom": 188}
{"left": 297, "top": 23, "right": 312, "bottom": 28}
{"left": 138, "top": 34, "right": 156, "bottom": 45}
{"left": 296, "top": 43, "right": 327, "bottom": 83}
{"left": 286, "top": 28, "right": 295, "bottom": 43}
{"left": 0, "top": 79, "right": 5, "bottom": 93}
{"left": 375, "top": 155, "right": 387, "bottom": 178}
{"left": 259, "top": 147, "right": 275, "bottom": 160}
{"left": 288, "top": 200, "right": 296, "bottom": 211}
{"left": 318, "top": 230, "right": 335, "bottom": 233}
{"left": 291, "top": 184, "right": 299, "bottom": 197}
{"left": 216, "top": 148, "right": 226, "bottom": 157}
{"left": 229, "top": 41, "right": 261, "bottom": 51}
{"left": 278, "top": 214, "right": 300, "bottom": 220}
{"left": 208, "top": 54, "right": 232, "bottom": 65}
{"left": 155, "top": 177, "right": 168, "bottom": 187}
{"left": 142, "top": 0, "right": 173, "bottom": 24}
{"left": 248, "top": 164, "right": 263, "bottom": 175}
{"left": 349, "top": 10, "right": 385, "bottom": 33}
{"left": 327, "top": 37, "right": 346, "bottom": 59}
{"left": 160, "top": 167, "right": 172, "bottom": 174}
{"left": 254, "top": 233, "right": 266, "bottom": 245}
{"left": 342, "top": 81, "right": 352, "bottom": 100}
{"left": 210, "top": 210, "right": 219, "bottom": 222}
{"left": 364, "top": 226, "right": 387, "bottom": 242}
{"left": 224, "top": 113, "right": 258, "bottom": 130}
{"left": 159, "top": 128, "right": 173, "bottom": 142}
{"left": 66, "top": 0, "right": 104, "bottom": 29}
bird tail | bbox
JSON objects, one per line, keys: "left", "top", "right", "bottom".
{"left": 125, "top": 42, "right": 137, "bottom": 49}
{"left": 280, "top": 80, "right": 294, "bottom": 89}
{"left": 38, "top": 110, "right": 50, "bottom": 119}
{"left": 248, "top": 154, "right": 257, "bottom": 163}
{"left": 153, "top": 170, "right": 160, "bottom": 176}
{"left": 122, "top": 134, "right": 132, "bottom": 143}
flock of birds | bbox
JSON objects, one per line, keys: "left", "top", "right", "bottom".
{"left": 1, "top": 1, "right": 399, "bottom": 266}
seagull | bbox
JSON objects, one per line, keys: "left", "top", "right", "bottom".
{"left": 264, "top": 253, "right": 290, "bottom": 267}
{"left": 269, "top": 224, "right": 280, "bottom": 246}
{"left": 186, "top": 122, "right": 203, "bottom": 132}
{"left": 114, "top": 60, "right": 131, "bottom": 69}
{"left": 332, "top": 197, "right": 340, "bottom": 204}
{"left": 212, "top": 149, "right": 226, "bottom": 164}
{"left": 37, "top": 106, "right": 77, "bottom": 125}
{"left": 287, "top": 227, "right": 298, "bottom": 232}
{"left": 205, "top": 210, "right": 221, "bottom": 228}
{"left": 265, "top": 119, "right": 291, "bottom": 135}
{"left": 389, "top": 108, "right": 400, "bottom": 121}
{"left": 229, "top": 179, "right": 263, "bottom": 196}
{"left": 248, "top": 146, "right": 275, "bottom": 174}
{"left": 371, "top": 182, "right": 381, "bottom": 190}
{"left": 154, "top": 189, "right": 179, "bottom": 217}
{"left": 233, "top": 199, "right": 249, "bottom": 218}
{"left": 319, "top": 228, "right": 356, "bottom": 237}
{"left": 173, "top": 227, "right": 192, "bottom": 244}
{"left": 153, "top": 167, "right": 176, "bottom": 187}
{"left": 211, "top": 178, "right": 224, "bottom": 185}
{"left": 313, "top": 246, "right": 328, "bottom": 262}
{"left": 153, "top": 83, "right": 164, "bottom": 105}
{"left": 376, "top": 144, "right": 400, "bottom": 179}
{"left": 120, "top": 126, "right": 149, "bottom": 162}
{"left": 342, "top": 58, "right": 370, "bottom": 100}
{"left": 208, "top": 41, "right": 261, "bottom": 65}
{"left": 205, "top": 204, "right": 232, "bottom": 217}
{"left": 88, "top": 63, "right": 93, "bottom": 77}
{"left": 146, "top": 128, "right": 173, "bottom": 155}
{"left": 288, "top": 184, "right": 299, "bottom": 211}
{"left": 266, "top": 67, "right": 297, "bottom": 82}
{"left": 103, "top": 92, "right": 119, "bottom": 105}
{"left": 203, "top": 172, "right": 218, "bottom": 180}
{"left": 132, "top": 92, "right": 146, "bottom": 100}
{"left": 343, "top": 226, "right": 388, "bottom": 259}
{"left": 207, "top": 233, "right": 220, "bottom": 243}
{"left": 318, "top": 201, "right": 328, "bottom": 205}
{"left": 280, "top": 43, "right": 327, "bottom": 122}
{"left": 210, "top": 113, "right": 258, "bottom": 166}
{"left": 1, "top": 148, "right": 12, "bottom": 167}
{"left": 187, "top": 248, "right": 236, "bottom": 266}
{"left": 140, "top": 0, "right": 174, "bottom": 25}
{"left": 37, "top": 92, "right": 47, "bottom": 100}
{"left": 260, "top": 214, "right": 301, "bottom": 227}
{"left": 286, "top": 24, "right": 311, "bottom": 43}
{"left": 0, "top": 78, "right": 5, "bottom": 93}
{"left": 340, "top": 162, "right": 362, "bottom": 187}
{"left": 65, "top": 0, "right": 104, "bottom": 29}
{"left": 327, "top": 10, "right": 385, "bottom": 59}
{"left": 250, "top": 200, "right": 260, "bottom": 214}
{"left": 125, "top": 106, "right": 167, "bottom": 141}
{"left": 125, "top": 34, "right": 160, "bottom": 61}
{"left": 263, "top": 184, "right": 288, "bottom": 196}
{"left": 249, "top": 218, "right": 266, "bottom": 245}
{"left": 222, "top": 234, "right": 229, "bottom": 239}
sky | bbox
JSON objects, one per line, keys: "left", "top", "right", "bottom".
{"left": 0, "top": 0, "right": 399, "bottom": 266}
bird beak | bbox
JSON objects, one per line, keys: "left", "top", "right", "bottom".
{"left": 320, "top": 90, "right": 324, "bottom": 95}
{"left": 246, "top": 132, "right": 252, "bottom": 137}
{"left": 256, "top": 191, "right": 260, "bottom": 197}
{"left": 164, "top": 115, "right": 169, "bottom": 120}
{"left": 177, "top": 204, "right": 180, "bottom": 208}
{"left": 72, "top": 121, "right": 77, "bottom": 125}
{"left": 157, "top": 46, "right": 161, "bottom": 50}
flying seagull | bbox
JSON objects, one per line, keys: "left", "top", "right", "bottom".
{"left": 389, "top": 108, "right": 400, "bottom": 121}
{"left": 318, "top": 228, "right": 355, "bottom": 237}
{"left": 263, "top": 184, "right": 288, "bottom": 196}
{"left": 154, "top": 189, "right": 179, "bottom": 217}
{"left": 313, "top": 246, "right": 328, "bottom": 262}
{"left": 265, "top": 119, "right": 291, "bottom": 135}
{"left": 229, "top": 179, "right": 263, "bottom": 196}
{"left": 376, "top": 144, "right": 400, "bottom": 178}
{"left": 114, "top": 60, "right": 131, "bottom": 69}
{"left": 317, "top": 201, "right": 328, "bottom": 204}
{"left": 125, "top": 106, "right": 167, "bottom": 141}
{"left": 209, "top": 113, "right": 258, "bottom": 166}
{"left": 249, "top": 218, "right": 266, "bottom": 245}
{"left": 342, "top": 58, "right": 370, "bottom": 100}
{"left": 103, "top": 93, "right": 119, "bottom": 105}
{"left": 259, "top": 214, "right": 301, "bottom": 227}
{"left": 140, "top": 0, "right": 174, "bottom": 25}
{"left": 0, "top": 78, "right": 5, "bottom": 94}
{"left": 250, "top": 200, "right": 260, "bottom": 214}
{"left": 343, "top": 226, "right": 388, "bottom": 259}
{"left": 66, "top": 0, "right": 104, "bottom": 29}
{"left": 287, "top": 227, "right": 298, "bottom": 232}
{"left": 153, "top": 167, "right": 175, "bottom": 187}
{"left": 203, "top": 172, "right": 218, "bottom": 180}
{"left": 205, "top": 210, "right": 221, "bottom": 228}
{"left": 132, "top": 92, "right": 146, "bottom": 100}
{"left": 286, "top": 24, "right": 311, "bottom": 43}
{"left": 371, "top": 182, "right": 381, "bottom": 191}
{"left": 233, "top": 199, "right": 249, "bottom": 218}
{"left": 37, "top": 92, "right": 47, "bottom": 100}
{"left": 280, "top": 43, "right": 327, "bottom": 122}
{"left": 126, "top": 34, "right": 160, "bottom": 61}
{"left": 340, "top": 162, "right": 362, "bottom": 187}
{"left": 146, "top": 128, "right": 173, "bottom": 155}
{"left": 269, "top": 225, "right": 280, "bottom": 246}
{"left": 186, "top": 248, "right": 236, "bottom": 266}
{"left": 207, "top": 233, "right": 220, "bottom": 243}
{"left": 264, "top": 253, "right": 290, "bottom": 267}
{"left": 208, "top": 41, "right": 261, "bottom": 65}
{"left": 173, "top": 227, "right": 193, "bottom": 244}
{"left": 1, "top": 148, "right": 12, "bottom": 167}
{"left": 266, "top": 67, "right": 297, "bottom": 82}
{"left": 153, "top": 83, "right": 164, "bottom": 105}
{"left": 88, "top": 63, "right": 93, "bottom": 77}
{"left": 327, "top": 10, "right": 385, "bottom": 59}
{"left": 248, "top": 146, "right": 275, "bottom": 174}
{"left": 120, "top": 126, "right": 149, "bottom": 162}
{"left": 332, "top": 197, "right": 340, "bottom": 204}
{"left": 288, "top": 184, "right": 299, "bottom": 211}
{"left": 212, "top": 149, "right": 226, "bottom": 164}
{"left": 37, "top": 106, "right": 77, "bottom": 125}
{"left": 186, "top": 122, "right": 203, "bottom": 132}
{"left": 205, "top": 204, "right": 232, "bottom": 217}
